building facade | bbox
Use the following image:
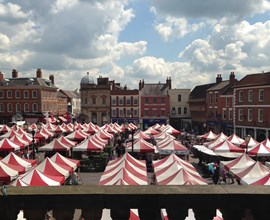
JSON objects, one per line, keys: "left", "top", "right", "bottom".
{"left": 80, "top": 73, "right": 112, "bottom": 125}
{"left": 111, "top": 88, "right": 139, "bottom": 125}
{"left": 206, "top": 72, "right": 237, "bottom": 135}
{"left": 233, "top": 71, "right": 270, "bottom": 141}
{"left": 168, "top": 89, "right": 191, "bottom": 132}
{"left": 139, "top": 77, "right": 171, "bottom": 130}
{"left": 0, "top": 69, "right": 58, "bottom": 124}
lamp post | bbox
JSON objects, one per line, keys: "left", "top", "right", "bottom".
{"left": 245, "top": 135, "right": 251, "bottom": 154}
{"left": 203, "top": 123, "right": 207, "bottom": 134}
{"left": 31, "top": 129, "right": 36, "bottom": 159}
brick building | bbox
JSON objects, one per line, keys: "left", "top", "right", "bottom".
{"left": 110, "top": 86, "right": 139, "bottom": 125}
{"left": 139, "top": 77, "right": 171, "bottom": 130}
{"left": 234, "top": 71, "right": 270, "bottom": 141}
{"left": 0, "top": 69, "right": 58, "bottom": 124}
{"left": 206, "top": 72, "right": 237, "bottom": 135}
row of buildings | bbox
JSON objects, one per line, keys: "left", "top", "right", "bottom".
{"left": 0, "top": 69, "right": 270, "bottom": 141}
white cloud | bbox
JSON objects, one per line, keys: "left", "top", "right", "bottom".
{"left": 0, "top": 33, "right": 10, "bottom": 51}
{"left": 50, "top": 0, "right": 79, "bottom": 14}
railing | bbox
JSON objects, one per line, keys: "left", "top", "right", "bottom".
{"left": 1, "top": 185, "right": 270, "bottom": 220}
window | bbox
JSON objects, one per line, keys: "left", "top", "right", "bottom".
{"left": 248, "top": 109, "right": 253, "bottom": 122}
{"left": 209, "top": 93, "right": 213, "bottom": 104}
{"left": 102, "top": 97, "right": 106, "bottom": 105}
{"left": 133, "top": 98, "right": 138, "bottom": 105}
{"left": 215, "top": 93, "right": 218, "bottom": 103}
{"left": 161, "top": 110, "right": 165, "bottom": 116}
{"left": 24, "top": 90, "right": 29, "bottom": 99}
{"left": 32, "top": 90, "right": 37, "bottom": 98}
{"left": 152, "top": 109, "right": 157, "bottom": 117}
{"left": 112, "top": 98, "right": 116, "bottom": 105}
{"left": 171, "top": 107, "right": 176, "bottom": 115}
{"left": 7, "top": 103, "right": 12, "bottom": 112}
{"left": 0, "top": 90, "right": 3, "bottom": 99}
{"left": 32, "top": 103, "right": 38, "bottom": 112}
{"left": 7, "top": 90, "right": 12, "bottom": 99}
{"left": 184, "top": 107, "right": 187, "bottom": 114}
{"left": 0, "top": 103, "right": 4, "bottom": 112}
{"left": 239, "top": 91, "right": 243, "bottom": 102}
{"left": 15, "top": 90, "right": 20, "bottom": 99}
{"left": 161, "top": 97, "right": 165, "bottom": 104}
{"left": 92, "top": 97, "right": 96, "bottom": 105}
{"left": 226, "top": 98, "right": 230, "bottom": 107}
{"left": 133, "top": 109, "right": 138, "bottom": 116}
{"left": 229, "top": 109, "right": 233, "bottom": 120}
{"left": 248, "top": 90, "right": 253, "bottom": 102}
{"left": 153, "top": 98, "right": 157, "bottom": 104}
{"left": 119, "top": 109, "right": 123, "bottom": 117}
{"left": 126, "top": 109, "right": 131, "bottom": 117}
{"left": 178, "top": 107, "right": 181, "bottom": 115}
{"left": 16, "top": 103, "right": 21, "bottom": 112}
{"left": 259, "top": 89, "right": 264, "bottom": 102}
{"left": 144, "top": 110, "right": 149, "bottom": 117}
{"left": 178, "top": 94, "right": 182, "bottom": 102}
{"left": 126, "top": 97, "right": 131, "bottom": 105}
{"left": 258, "top": 109, "right": 263, "bottom": 122}
{"left": 222, "top": 109, "right": 226, "bottom": 120}
{"left": 112, "top": 109, "right": 116, "bottom": 117}
{"left": 119, "top": 98, "right": 123, "bottom": 105}
{"left": 238, "top": 109, "right": 243, "bottom": 121}
{"left": 145, "top": 98, "right": 149, "bottom": 104}
{"left": 23, "top": 103, "right": 28, "bottom": 112}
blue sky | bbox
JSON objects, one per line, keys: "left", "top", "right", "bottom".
{"left": 1, "top": 0, "right": 270, "bottom": 90}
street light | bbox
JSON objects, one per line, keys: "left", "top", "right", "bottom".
{"left": 124, "top": 122, "right": 135, "bottom": 155}
{"left": 245, "top": 135, "right": 251, "bottom": 154}
{"left": 31, "top": 129, "right": 36, "bottom": 159}
{"left": 203, "top": 123, "right": 207, "bottom": 134}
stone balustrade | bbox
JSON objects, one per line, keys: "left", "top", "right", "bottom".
{"left": 0, "top": 185, "right": 270, "bottom": 220}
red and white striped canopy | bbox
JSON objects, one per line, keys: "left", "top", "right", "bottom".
{"left": 126, "top": 138, "right": 155, "bottom": 153}
{"left": 160, "top": 125, "right": 181, "bottom": 136}
{"left": 0, "top": 138, "right": 22, "bottom": 151}
{"left": 0, "top": 160, "right": 19, "bottom": 183}
{"left": 19, "top": 168, "right": 65, "bottom": 186}
{"left": 221, "top": 153, "right": 256, "bottom": 173}
{"left": 133, "top": 131, "right": 151, "bottom": 140}
{"left": 197, "top": 130, "right": 217, "bottom": 140}
{"left": 248, "top": 143, "right": 270, "bottom": 156}
{"left": 73, "top": 136, "right": 105, "bottom": 152}
{"left": 226, "top": 134, "right": 246, "bottom": 146}
{"left": 153, "top": 154, "right": 206, "bottom": 185}
{"left": 0, "top": 130, "right": 20, "bottom": 139}
{"left": 39, "top": 139, "right": 72, "bottom": 152}
{"left": 9, "top": 135, "right": 31, "bottom": 147}
{"left": 36, "top": 157, "right": 72, "bottom": 179}
{"left": 99, "top": 153, "right": 148, "bottom": 185}
{"left": 209, "top": 140, "right": 245, "bottom": 153}
{"left": 234, "top": 162, "right": 270, "bottom": 185}
{"left": 65, "top": 129, "right": 89, "bottom": 141}
{"left": 144, "top": 127, "right": 160, "bottom": 135}
{"left": 2, "top": 152, "right": 36, "bottom": 171}
{"left": 157, "top": 140, "right": 189, "bottom": 155}
{"left": 57, "top": 136, "right": 77, "bottom": 147}
{"left": 50, "top": 153, "right": 80, "bottom": 171}
{"left": 95, "top": 130, "right": 113, "bottom": 140}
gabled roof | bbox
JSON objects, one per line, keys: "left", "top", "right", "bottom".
{"left": 207, "top": 81, "right": 230, "bottom": 91}
{"left": 189, "top": 83, "right": 215, "bottom": 100}
{"left": 0, "top": 77, "right": 58, "bottom": 89}
{"left": 141, "top": 84, "right": 169, "bottom": 96}
{"left": 60, "top": 89, "right": 78, "bottom": 98}
{"left": 233, "top": 71, "right": 270, "bottom": 88}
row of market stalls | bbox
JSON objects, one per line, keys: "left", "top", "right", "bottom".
{"left": 193, "top": 130, "right": 270, "bottom": 158}
{"left": 0, "top": 152, "right": 80, "bottom": 186}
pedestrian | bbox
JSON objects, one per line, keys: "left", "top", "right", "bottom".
{"left": 213, "top": 164, "right": 220, "bottom": 185}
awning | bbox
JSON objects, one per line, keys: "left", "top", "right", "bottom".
{"left": 59, "top": 116, "right": 67, "bottom": 122}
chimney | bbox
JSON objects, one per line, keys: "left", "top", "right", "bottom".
{"left": 36, "top": 68, "right": 42, "bottom": 78}
{"left": 142, "top": 79, "right": 144, "bottom": 89}
{"left": 49, "top": 74, "right": 54, "bottom": 84}
{"left": 12, "top": 69, "right": 18, "bottom": 78}
{"left": 124, "top": 85, "right": 127, "bottom": 90}
{"left": 229, "top": 71, "right": 236, "bottom": 85}
{"left": 216, "top": 74, "right": 222, "bottom": 84}
{"left": 166, "top": 76, "right": 172, "bottom": 89}
{"left": 139, "top": 80, "right": 142, "bottom": 90}
{"left": 0, "top": 72, "right": 4, "bottom": 81}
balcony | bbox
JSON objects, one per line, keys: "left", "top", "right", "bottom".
{"left": 0, "top": 185, "right": 269, "bottom": 219}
